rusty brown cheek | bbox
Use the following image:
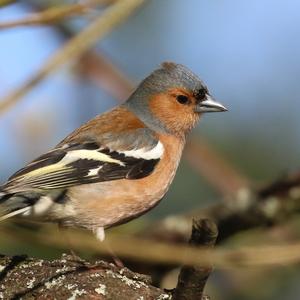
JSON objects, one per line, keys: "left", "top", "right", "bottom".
{"left": 149, "top": 93, "right": 200, "bottom": 136}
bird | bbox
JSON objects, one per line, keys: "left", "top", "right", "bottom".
{"left": 0, "top": 62, "right": 227, "bottom": 242}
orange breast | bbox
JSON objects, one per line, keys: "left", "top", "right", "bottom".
{"left": 63, "top": 134, "right": 185, "bottom": 230}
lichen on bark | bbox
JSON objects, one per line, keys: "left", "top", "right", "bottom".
{"left": 0, "top": 254, "right": 171, "bottom": 300}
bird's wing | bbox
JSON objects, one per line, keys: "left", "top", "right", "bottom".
{"left": 2, "top": 130, "right": 163, "bottom": 193}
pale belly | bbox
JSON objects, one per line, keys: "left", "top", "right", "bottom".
{"left": 59, "top": 167, "right": 176, "bottom": 229}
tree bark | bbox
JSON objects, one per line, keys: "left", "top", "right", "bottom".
{"left": 0, "top": 254, "right": 169, "bottom": 299}
{"left": 0, "top": 218, "right": 217, "bottom": 299}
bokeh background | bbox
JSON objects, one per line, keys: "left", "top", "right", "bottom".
{"left": 0, "top": 1, "right": 300, "bottom": 299}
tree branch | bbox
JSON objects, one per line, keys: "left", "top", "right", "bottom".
{"left": 173, "top": 219, "right": 218, "bottom": 300}
{"left": 0, "top": 254, "right": 170, "bottom": 299}
{"left": 0, "top": 219, "right": 218, "bottom": 299}
{"left": 0, "top": 0, "right": 144, "bottom": 116}
{"left": 77, "top": 52, "right": 134, "bottom": 101}
{"left": 1, "top": 173, "right": 300, "bottom": 299}
{"left": 0, "top": 1, "right": 102, "bottom": 30}
{"left": 184, "top": 138, "right": 249, "bottom": 197}
{"left": 144, "top": 171, "right": 300, "bottom": 244}
{"left": 0, "top": 0, "right": 16, "bottom": 8}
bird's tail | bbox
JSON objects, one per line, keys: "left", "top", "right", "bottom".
{"left": 0, "top": 191, "right": 32, "bottom": 222}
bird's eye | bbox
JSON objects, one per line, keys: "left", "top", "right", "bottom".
{"left": 176, "top": 95, "right": 189, "bottom": 105}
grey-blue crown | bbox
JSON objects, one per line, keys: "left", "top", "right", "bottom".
{"left": 135, "top": 62, "right": 206, "bottom": 96}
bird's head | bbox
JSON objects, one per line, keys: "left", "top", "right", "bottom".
{"left": 125, "top": 62, "right": 227, "bottom": 137}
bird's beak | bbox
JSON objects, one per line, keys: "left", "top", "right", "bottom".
{"left": 195, "top": 95, "right": 227, "bottom": 113}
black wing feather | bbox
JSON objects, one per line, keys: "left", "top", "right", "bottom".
{"left": 3, "top": 142, "right": 161, "bottom": 193}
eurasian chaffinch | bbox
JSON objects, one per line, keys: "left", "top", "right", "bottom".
{"left": 0, "top": 62, "right": 226, "bottom": 241}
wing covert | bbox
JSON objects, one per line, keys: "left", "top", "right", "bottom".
{"left": 3, "top": 138, "right": 163, "bottom": 193}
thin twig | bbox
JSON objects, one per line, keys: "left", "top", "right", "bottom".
{"left": 0, "top": 2, "right": 90, "bottom": 29}
{"left": 0, "top": 0, "right": 16, "bottom": 7}
{"left": 0, "top": 0, "right": 115, "bottom": 30}
{"left": 0, "top": 0, "right": 144, "bottom": 116}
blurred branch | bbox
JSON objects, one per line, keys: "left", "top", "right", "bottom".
{"left": 144, "top": 171, "right": 300, "bottom": 244}
{"left": 173, "top": 219, "right": 218, "bottom": 300}
{"left": 0, "top": 0, "right": 104, "bottom": 30}
{"left": 0, "top": 224, "right": 218, "bottom": 268}
{"left": 77, "top": 52, "right": 134, "bottom": 101}
{"left": 184, "top": 138, "right": 249, "bottom": 197}
{"left": 257, "top": 172, "right": 300, "bottom": 198}
{"left": 0, "top": 0, "right": 16, "bottom": 7}
{"left": 0, "top": 0, "right": 144, "bottom": 116}
{"left": 3, "top": 211, "right": 300, "bottom": 269}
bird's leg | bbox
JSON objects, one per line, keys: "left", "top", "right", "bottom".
{"left": 57, "top": 223, "right": 86, "bottom": 264}
{"left": 57, "top": 225, "right": 124, "bottom": 268}
{"left": 94, "top": 227, "right": 124, "bottom": 268}
{"left": 104, "top": 241, "right": 124, "bottom": 268}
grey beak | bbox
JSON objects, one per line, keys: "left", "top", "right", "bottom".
{"left": 195, "top": 95, "right": 227, "bottom": 113}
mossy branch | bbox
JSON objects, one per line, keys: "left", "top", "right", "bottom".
{"left": 0, "top": 254, "right": 170, "bottom": 299}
